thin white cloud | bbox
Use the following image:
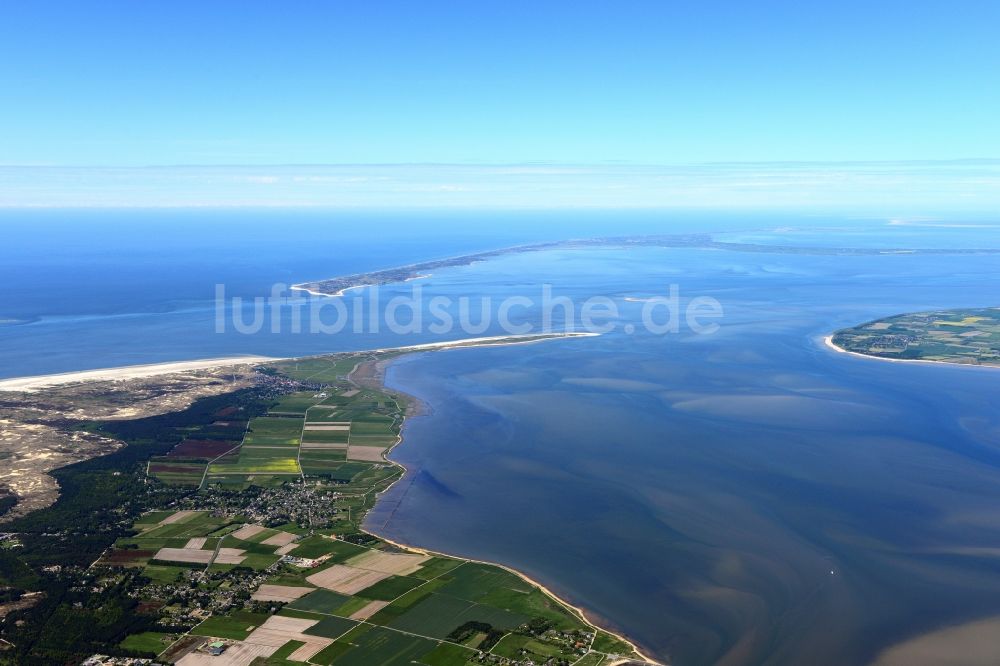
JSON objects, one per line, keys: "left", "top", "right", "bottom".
{"left": 1, "top": 161, "right": 1000, "bottom": 211}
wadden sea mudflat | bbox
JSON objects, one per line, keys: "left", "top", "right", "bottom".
{"left": 368, "top": 239, "right": 1000, "bottom": 665}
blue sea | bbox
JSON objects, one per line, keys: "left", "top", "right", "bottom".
{"left": 1, "top": 208, "right": 764, "bottom": 377}
{"left": 3, "top": 209, "right": 1000, "bottom": 665}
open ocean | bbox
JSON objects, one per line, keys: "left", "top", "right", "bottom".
{"left": 1, "top": 208, "right": 766, "bottom": 377}
{"left": 4, "top": 209, "right": 1000, "bottom": 664}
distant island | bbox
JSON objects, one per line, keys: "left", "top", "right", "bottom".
{"left": 829, "top": 307, "right": 1000, "bottom": 366}
{"left": 293, "top": 233, "right": 1000, "bottom": 297}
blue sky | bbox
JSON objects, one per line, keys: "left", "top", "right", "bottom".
{"left": 2, "top": 2, "right": 999, "bottom": 207}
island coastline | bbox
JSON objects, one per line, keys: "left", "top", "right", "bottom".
{"left": 822, "top": 334, "right": 1000, "bottom": 369}
{"left": 823, "top": 307, "right": 1000, "bottom": 369}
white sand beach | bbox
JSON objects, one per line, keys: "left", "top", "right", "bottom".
{"left": 370, "top": 332, "right": 599, "bottom": 353}
{"left": 0, "top": 333, "right": 597, "bottom": 393}
{"left": 822, "top": 335, "right": 996, "bottom": 369}
{"left": 0, "top": 356, "right": 278, "bottom": 392}
{"left": 290, "top": 283, "right": 369, "bottom": 298}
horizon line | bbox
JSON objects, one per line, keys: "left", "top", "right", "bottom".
{"left": 3, "top": 158, "right": 1000, "bottom": 170}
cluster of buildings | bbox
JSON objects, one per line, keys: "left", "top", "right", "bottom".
{"left": 171, "top": 481, "right": 344, "bottom": 529}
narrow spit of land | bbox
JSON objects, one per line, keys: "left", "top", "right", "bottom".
{"left": 828, "top": 307, "right": 1000, "bottom": 367}
{"left": 293, "top": 233, "right": 1000, "bottom": 297}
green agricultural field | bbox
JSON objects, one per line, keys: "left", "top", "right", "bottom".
{"left": 342, "top": 465, "right": 398, "bottom": 488}
{"left": 300, "top": 429, "right": 351, "bottom": 443}
{"left": 241, "top": 552, "right": 282, "bottom": 569}
{"left": 491, "top": 633, "right": 566, "bottom": 660}
{"left": 418, "top": 641, "right": 474, "bottom": 666}
{"left": 310, "top": 461, "right": 371, "bottom": 482}
{"left": 289, "top": 589, "right": 352, "bottom": 613}
{"left": 273, "top": 356, "right": 363, "bottom": 383}
{"left": 288, "top": 536, "right": 368, "bottom": 560}
{"left": 323, "top": 626, "right": 438, "bottom": 666}
{"left": 302, "top": 614, "right": 359, "bottom": 639}
{"left": 304, "top": 410, "right": 351, "bottom": 423}
{"left": 270, "top": 639, "right": 307, "bottom": 661}
{"left": 252, "top": 474, "right": 294, "bottom": 487}
{"left": 300, "top": 461, "right": 351, "bottom": 476}
{"left": 209, "top": 440, "right": 302, "bottom": 475}
{"left": 328, "top": 596, "right": 374, "bottom": 618}
{"left": 140, "top": 563, "right": 191, "bottom": 583}
{"left": 140, "top": 513, "right": 229, "bottom": 539}
{"left": 134, "top": 510, "right": 174, "bottom": 526}
{"left": 241, "top": 528, "right": 291, "bottom": 545}
{"left": 478, "top": 586, "right": 582, "bottom": 629}
{"left": 244, "top": 416, "right": 305, "bottom": 446}
{"left": 349, "top": 418, "right": 396, "bottom": 435}
{"left": 298, "top": 449, "right": 348, "bottom": 461}
{"left": 386, "top": 593, "right": 528, "bottom": 639}
{"left": 237, "top": 447, "right": 298, "bottom": 460}
{"left": 119, "top": 631, "right": 175, "bottom": 655}
{"left": 311, "top": 642, "right": 355, "bottom": 665}
{"left": 347, "top": 435, "right": 397, "bottom": 447}
{"left": 269, "top": 391, "right": 327, "bottom": 415}
{"left": 411, "top": 557, "right": 464, "bottom": 580}
{"left": 209, "top": 456, "right": 301, "bottom": 475}
{"left": 371, "top": 579, "right": 446, "bottom": 615}
{"left": 436, "top": 563, "right": 531, "bottom": 602}
{"left": 190, "top": 610, "right": 271, "bottom": 640}
{"left": 203, "top": 474, "right": 256, "bottom": 488}
{"left": 116, "top": 536, "right": 185, "bottom": 550}
{"left": 220, "top": 535, "right": 277, "bottom": 554}
{"left": 299, "top": 455, "right": 349, "bottom": 468}
{"left": 357, "top": 575, "right": 424, "bottom": 601}
{"left": 592, "top": 630, "right": 635, "bottom": 655}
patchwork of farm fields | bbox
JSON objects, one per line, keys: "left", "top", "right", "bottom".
{"left": 149, "top": 380, "right": 404, "bottom": 488}
{"left": 118, "top": 352, "right": 644, "bottom": 665}
{"left": 114, "top": 508, "right": 614, "bottom": 665}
